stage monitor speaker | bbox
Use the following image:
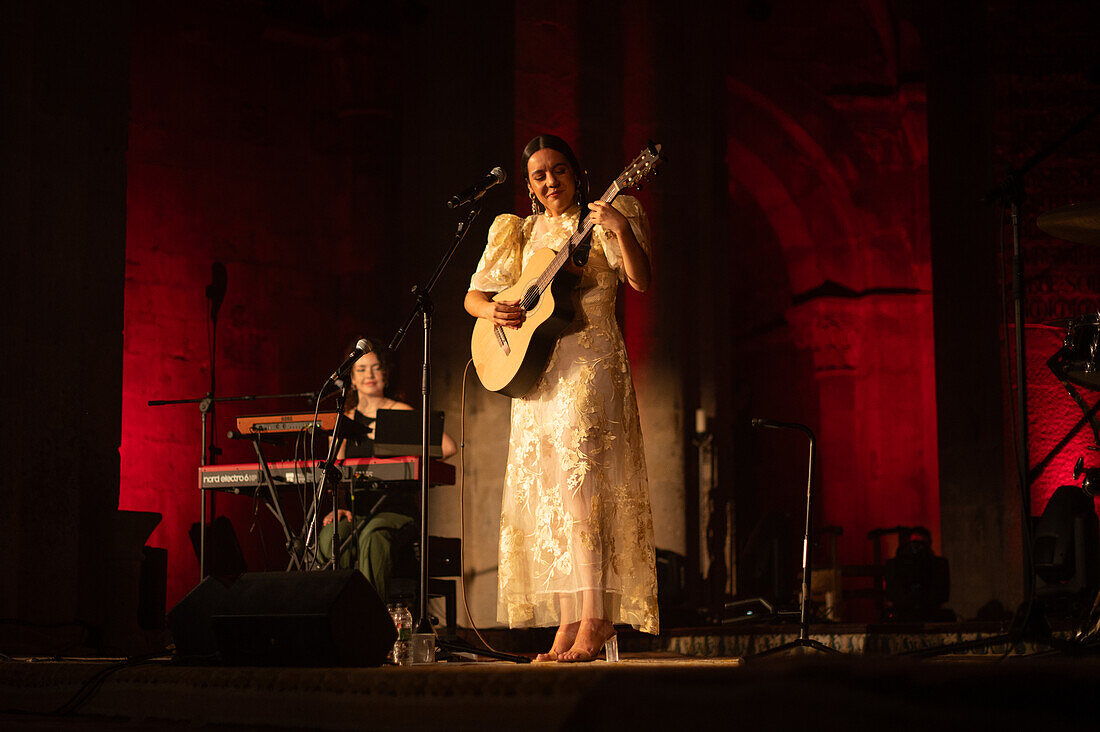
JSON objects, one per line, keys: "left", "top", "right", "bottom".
{"left": 167, "top": 574, "right": 233, "bottom": 662}
{"left": 168, "top": 570, "right": 396, "bottom": 667}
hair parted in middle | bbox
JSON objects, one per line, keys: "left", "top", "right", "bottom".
{"left": 520, "top": 134, "right": 589, "bottom": 209}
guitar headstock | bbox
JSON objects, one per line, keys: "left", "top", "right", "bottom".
{"left": 615, "top": 141, "right": 665, "bottom": 193}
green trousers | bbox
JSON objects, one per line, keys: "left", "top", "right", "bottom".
{"left": 316, "top": 512, "right": 413, "bottom": 602}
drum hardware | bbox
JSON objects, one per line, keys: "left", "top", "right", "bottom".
{"left": 1030, "top": 319, "right": 1100, "bottom": 645}
{"left": 907, "top": 100, "right": 1100, "bottom": 658}
{"left": 1036, "top": 198, "right": 1100, "bottom": 495}
{"left": 1025, "top": 330, "right": 1100, "bottom": 489}
{"left": 1074, "top": 456, "right": 1100, "bottom": 497}
{"left": 1045, "top": 318, "right": 1100, "bottom": 451}
{"left": 1049, "top": 314, "right": 1100, "bottom": 391}
{"left": 1029, "top": 392, "right": 1100, "bottom": 488}
{"left": 1036, "top": 201, "right": 1100, "bottom": 246}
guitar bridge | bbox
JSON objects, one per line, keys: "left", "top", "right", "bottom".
{"left": 494, "top": 325, "right": 511, "bottom": 355}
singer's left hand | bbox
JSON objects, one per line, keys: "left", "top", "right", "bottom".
{"left": 588, "top": 200, "right": 629, "bottom": 237}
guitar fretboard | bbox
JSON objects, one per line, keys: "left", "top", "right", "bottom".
{"left": 521, "top": 181, "right": 623, "bottom": 309}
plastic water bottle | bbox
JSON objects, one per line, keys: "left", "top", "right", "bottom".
{"left": 385, "top": 604, "right": 397, "bottom": 662}
{"left": 392, "top": 602, "right": 413, "bottom": 666}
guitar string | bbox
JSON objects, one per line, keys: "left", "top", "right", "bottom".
{"left": 502, "top": 153, "right": 656, "bottom": 334}
{"left": 527, "top": 154, "right": 652, "bottom": 302}
{"left": 524, "top": 181, "right": 620, "bottom": 309}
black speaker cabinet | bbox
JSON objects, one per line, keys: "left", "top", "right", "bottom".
{"left": 167, "top": 573, "right": 233, "bottom": 662}
{"left": 168, "top": 570, "right": 396, "bottom": 667}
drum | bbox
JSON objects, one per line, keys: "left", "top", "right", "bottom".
{"left": 1054, "top": 314, "right": 1100, "bottom": 390}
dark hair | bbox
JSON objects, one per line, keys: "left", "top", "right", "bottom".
{"left": 521, "top": 134, "right": 589, "bottom": 207}
{"left": 342, "top": 336, "right": 395, "bottom": 413}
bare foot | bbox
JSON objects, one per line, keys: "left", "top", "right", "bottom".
{"left": 535, "top": 622, "right": 579, "bottom": 662}
{"left": 558, "top": 619, "right": 615, "bottom": 662}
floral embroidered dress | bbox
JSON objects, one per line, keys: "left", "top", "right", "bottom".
{"left": 468, "top": 196, "right": 659, "bottom": 635}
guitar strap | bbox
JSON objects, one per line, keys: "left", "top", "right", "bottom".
{"left": 570, "top": 208, "right": 594, "bottom": 267}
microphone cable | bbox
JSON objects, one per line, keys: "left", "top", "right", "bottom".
{"left": 458, "top": 356, "right": 502, "bottom": 654}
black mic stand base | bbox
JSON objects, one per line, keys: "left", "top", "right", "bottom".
{"left": 752, "top": 637, "right": 842, "bottom": 658}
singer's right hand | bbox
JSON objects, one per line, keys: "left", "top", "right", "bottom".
{"left": 484, "top": 298, "right": 526, "bottom": 329}
{"left": 465, "top": 290, "right": 526, "bottom": 329}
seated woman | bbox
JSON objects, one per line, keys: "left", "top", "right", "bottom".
{"left": 316, "top": 338, "right": 456, "bottom": 601}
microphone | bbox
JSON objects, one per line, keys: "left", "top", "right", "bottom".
{"left": 446, "top": 166, "right": 506, "bottom": 209}
{"left": 752, "top": 417, "right": 815, "bottom": 440}
{"left": 328, "top": 338, "right": 371, "bottom": 383}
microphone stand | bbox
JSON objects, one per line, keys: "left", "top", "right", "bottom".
{"left": 387, "top": 203, "right": 529, "bottom": 663}
{"left": 305, "top": 379, "right": 349, "bottom": 572}
{"left": 204, "top": 264, "right": 225, "bottom": 575}
{"left": 749, "top": 419, "right": 840, "bottom": 658}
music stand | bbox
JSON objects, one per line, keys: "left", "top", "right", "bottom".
{"left": 373, "top": 409, "right": 445, "bottom": 458}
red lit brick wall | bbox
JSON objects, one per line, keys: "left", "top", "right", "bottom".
{"left": 719, "top": 3, "right": 938, "bottom": 616}
{"left": 121, "top": 2, "right": 402, "bottom": 605}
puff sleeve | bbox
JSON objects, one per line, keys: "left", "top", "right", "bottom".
{"left": 594, "top": 196, "right": 651, "bottom": 280}
{"left": 469, "top": 214, "right": 525, "bottom": 293}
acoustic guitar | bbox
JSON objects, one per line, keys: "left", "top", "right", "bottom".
{"left": 471, "top": 142, "right": 665, "bottom": 398}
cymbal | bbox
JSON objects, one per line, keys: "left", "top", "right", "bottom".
{"left": 1036, "top": 201, "right": 1100, "bottom": 245}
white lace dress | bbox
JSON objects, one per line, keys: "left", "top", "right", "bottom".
{"left": 468, "top": 196, "right": 659, "bottom": 634}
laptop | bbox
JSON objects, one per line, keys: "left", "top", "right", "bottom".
{"left": 372, "top": 409, "right": 444, "bottom": 458}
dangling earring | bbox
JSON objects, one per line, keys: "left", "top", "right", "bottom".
{"left": 529, "top": 190, "right": 543, "bottom": 216}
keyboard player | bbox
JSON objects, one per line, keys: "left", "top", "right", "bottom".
{"left": 317, "top": 338, "right": 456, "bottom": 602}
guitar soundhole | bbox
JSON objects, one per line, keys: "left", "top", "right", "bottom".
{"left": 521, "top": 285, "right": 539, "bottom": 312}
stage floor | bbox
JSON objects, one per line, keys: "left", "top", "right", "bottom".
{"left": 471, "top": 618, "right": 1081, "bottom": 657}
{"left": 3, "top": 643, "right": 1100, "bottom": 731}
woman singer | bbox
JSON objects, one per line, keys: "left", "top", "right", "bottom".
{"left": 464, "top": 134, "right": 659, "bottom": 662}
